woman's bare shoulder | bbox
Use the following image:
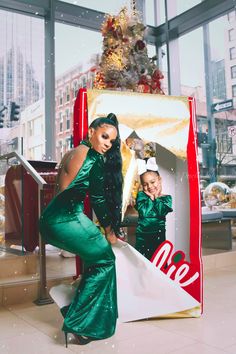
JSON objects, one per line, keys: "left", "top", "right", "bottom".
{"left": 65, "top": 144, "right": 89, "bottom": 174}
{"left": 56, "top": 145, "right": 89, "bottom": 192}
{"left": 73, "top": 144, "right": 89, "bottom": 162}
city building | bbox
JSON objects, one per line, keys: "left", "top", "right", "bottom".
{"left": 0, "top": 10, "right": 44, "bottom": 111}
{"left": 55, "top": 64, "right": 96, "bottom": 161}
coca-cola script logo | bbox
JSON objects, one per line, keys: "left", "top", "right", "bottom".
{"left": 151, "top": 241, "right": 199, "bottom": 288}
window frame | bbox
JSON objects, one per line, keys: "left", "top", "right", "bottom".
{"left": 1, "top": 0, "right": 235, "bottom": 159}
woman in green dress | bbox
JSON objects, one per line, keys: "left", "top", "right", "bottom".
{"left": 135, "top": 158, "right": 173, "bottom": 261}
{"left": 39, "top": 114, "right": 122, "bottom": 346}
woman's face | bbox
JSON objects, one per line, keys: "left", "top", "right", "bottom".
{"left": 89, "top": 124, "right": 117, "bottom": 154}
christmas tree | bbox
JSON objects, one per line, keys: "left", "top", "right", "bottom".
{"left": 94, "top": 5, "right": 164, "bottom": 94}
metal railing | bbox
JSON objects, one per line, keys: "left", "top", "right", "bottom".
{"left": 0, "top": 151, "right": 53, "bottom": 305}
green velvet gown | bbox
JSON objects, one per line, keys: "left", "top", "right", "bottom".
{"left": 39, "top": 141, "right": 118, "bottom": 339}
{"left": 135, "top": 191, "right": 173, "bottom": 260}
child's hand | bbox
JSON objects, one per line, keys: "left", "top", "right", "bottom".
{"left": 144, "top": 190, "right": 155, "bottom": 200}
{"left": 154, "top": 183, "right": 162, "bottom": 199}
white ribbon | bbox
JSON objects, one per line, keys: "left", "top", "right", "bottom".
{"left": 137, "top": 157, "right": 158, "bottom": 175}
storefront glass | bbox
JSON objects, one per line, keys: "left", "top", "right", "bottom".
{"left": 55, "top": 23, "right": 102, "bottom": 161}
{"left": 0, "top": 9, "right": 45, "bottom": 160}
{"left": 145, "top": 0, "right": 165, "bottom": 26}
{"left": 58, "top": 0, "right": 131, "bottom": 14}
{"left": 168, "top": 0, "right": 202, "bottom": 19}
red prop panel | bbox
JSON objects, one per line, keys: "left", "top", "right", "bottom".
{"left": 5, "top": 161, "right": 57, "bottom": 252}
{"left": 73, "top": 88, "right": 91, "bottom": 277}
{"left": 73, "top": 89, "right": 202, "bottom": 311}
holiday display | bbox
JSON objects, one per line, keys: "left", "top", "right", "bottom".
{"left": 94, "top": 6, "right": 164, "bottom": 94}
{"left": 203, "top": 182, "right": 232, "bottom": 209}
{"left": 72, "top": 89, "right": 202, "bottom": 319}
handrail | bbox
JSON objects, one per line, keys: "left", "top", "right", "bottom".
{"left": 0, "top": 151, "right": 47, "bottom": 189}
{"left": 0, "top": 150, "right": 54, "bottom": 305}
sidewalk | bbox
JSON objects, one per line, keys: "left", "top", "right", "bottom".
{"left": 0, "top": 264, "right": 236, "bottom": 354}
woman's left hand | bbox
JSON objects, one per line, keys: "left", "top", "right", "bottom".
{"left": 106, "top": 231, "right": 118, "bottom": 244}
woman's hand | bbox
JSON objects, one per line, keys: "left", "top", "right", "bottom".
{"left": 106, "top": 230, "right": 118, "bottom": 244}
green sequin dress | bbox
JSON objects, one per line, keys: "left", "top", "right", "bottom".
{"left": 135, "top": 191, "right": 173, "bottom": 260}
{"left": 39, "top": 141, "right": 118, "bottom": 339}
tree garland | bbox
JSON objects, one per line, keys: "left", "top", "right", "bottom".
{"left": 94, "top": 7, "right": 164, "bottom": 94}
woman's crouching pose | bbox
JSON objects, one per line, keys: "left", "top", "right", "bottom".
{"left": 39, "top": 113, "right": 122, "bottom": 346}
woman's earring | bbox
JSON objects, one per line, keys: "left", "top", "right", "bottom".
{"left": 87, "top": 135, "right": 92, "bottom": 148}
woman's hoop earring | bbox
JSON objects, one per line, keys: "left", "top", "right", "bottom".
{"left": 87, "top": 136, "right": 92, "bottom": 148}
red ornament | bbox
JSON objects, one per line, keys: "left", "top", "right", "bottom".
{"left": 152, "top": 69, "right": 164, "bottom": 81}
{"left": 138, "top": 75, "right": 149, "bottom": 85}
{"left": 134, "top": 39, "right": 146, "bottom": 52}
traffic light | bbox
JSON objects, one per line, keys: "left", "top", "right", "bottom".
{"left": 197, "top": 132, "right": 208, "bottom": 147}
{"left": 0, "top": 106, "right": 6, "bottom": 128}
{"left": 10, "top": 102, "right": 20, "bottom": 121}
{"left": 0, "top": 112, "right": 4, "bottom": 128}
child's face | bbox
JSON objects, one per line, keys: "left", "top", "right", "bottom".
{"left": 141, "top": 172, "right": 161, "bottom": 195}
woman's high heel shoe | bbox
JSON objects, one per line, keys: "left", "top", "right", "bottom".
{"left": 64, "top": 332, "right": 68, "bottom": 348}
{"left": 74, "top": 334, "right": 94, "bottom": 345}
{"left": 64, "top": 332, "right": 94, "bottom": 347}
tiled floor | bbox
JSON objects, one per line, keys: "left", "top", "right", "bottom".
{"left": 0, "top": 263, "right": 236, "bottom": 354}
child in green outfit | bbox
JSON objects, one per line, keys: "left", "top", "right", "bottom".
{"left": 135, "top": 158, "right": 173, "bottom": 260}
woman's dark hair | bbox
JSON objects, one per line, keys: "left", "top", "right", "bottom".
{"left": 89, "top": 113, "right": 123, "bottom": 234}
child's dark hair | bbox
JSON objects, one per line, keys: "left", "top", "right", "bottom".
{"left": 90, "top": 113, "right": 123, "bottom": 234}
{"left": 140, "top": 170, "right": 160, "bottom": 184}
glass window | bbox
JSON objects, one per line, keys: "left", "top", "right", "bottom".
{"left": 228, "top": 11, "right": 236, "bottom": 23}
{"left": 232, "top": 84, "right": 236, "bottom": 97}
{"left": 66, "top": 137, "right": 72, "bottom": 150}
{"left": 59, "top": 90, "right": 63, "bottom": 105}
{"left": 33, "top": 145, "right": 44, "bottom": 160}
{"left": 59, "top": 121, "right": 63, "bottom": 133}
{"left": 231, "top": 65, "right": 236, "bottom": 79}
{"left": 168, "top": 0, "right": 201, "bottom": 19}
{"left": 73, "top": 80, "right": 78, "bottom": 98}
{"left": 208, "top": 13, "right": 236, "bottom": 183}
{"left": 34, "top": 118, "right": 43, "bottom": 135}
{"left": 145, "top": 0, "right": 165, "bottom": 26}
{"left": 217, "top": 133, "right": 233, "bottom": 154}
{"left": 58, "top": 0, "right": 130, "bottom": 15}
{"left": 179, "top": 27, "right": 205, "bottom": 100}
{"left": 28, "top": 121, "right": 33, "bottom": 136}
{"left": 209, "top": 14, "right": 228, "bottom": 101}
{"left": 55, "top": 24, "right": 103, "bottom": 161}
{"left": 59, "top": 113, "right": 63, "bottom": 133}
{"left": 178, "top": 27, "right": 206, "bottom": 175}
{"left": 230, "top": 47, "right": 236, "bottom": 60}
{"left": 147, "top": 44, "right": 156, "bottom": 58}
{"left": 55, "top": 24, "right": 102, "bottom": 77}
{"left": 0, "top": 10, "right": 44, "bottom": 159}
{"left": 229, "top": 29, "right": 236, "bottom": 42}
{"left": 158, "top": 44, "right": 168, "bottom": 94}
{"left": 66, "top": 118, "right": 70, "bottom": 130}
{"left": 65, "top": 109, "right": 70, "bottom": 130}
{"left": 57, "top": 140, "right": 63, "bottom": 161}
{"left": 66, "top": 85, "right": 70, "bottom": 102}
